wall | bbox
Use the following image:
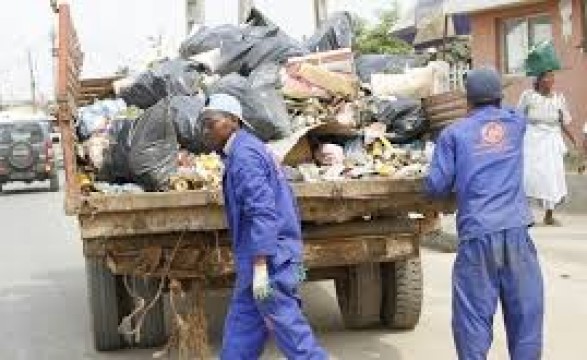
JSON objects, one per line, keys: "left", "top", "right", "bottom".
{"left": 470, "top": 0, "right": 587, "bottom": 138}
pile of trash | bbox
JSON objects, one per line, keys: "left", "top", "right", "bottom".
{"left": 74, "top": 9, "right": 449, "bottom": 193}
{"left": 278, "top": 129, "right": 433, "bottom": 182}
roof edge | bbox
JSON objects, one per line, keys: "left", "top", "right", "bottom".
{"left": 445, "top": 0, "right": 548, "bottom": 15}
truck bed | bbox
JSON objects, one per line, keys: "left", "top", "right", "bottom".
{"left": 77, "top": 178, "right": 452, "bottom": 239}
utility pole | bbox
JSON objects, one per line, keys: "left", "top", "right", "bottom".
{"left": 28, "top": 50, "right": 37, "bottom": 111}
{"left": 313, "top": 0, "right": 328, "bottom": 29}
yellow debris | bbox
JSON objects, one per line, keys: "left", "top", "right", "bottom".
{"left": 371, "top": 141, "right": 384, "bottom": 158}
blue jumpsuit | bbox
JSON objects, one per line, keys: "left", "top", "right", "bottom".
{"left": 425, "top": 106, "right": 544, "bottom": 359}
{"left": 220, "top": 129, "right": 327, "bottom": 359}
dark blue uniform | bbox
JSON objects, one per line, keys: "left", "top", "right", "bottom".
{"left": 221, "top": 130, "right": 327, "bottom": 359}
{"left": 426, "top": 105, "right": 544, "bottom": 359}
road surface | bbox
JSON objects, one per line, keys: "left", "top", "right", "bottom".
{"left": 0, "top": 178, "right": 585, "bottom": 359}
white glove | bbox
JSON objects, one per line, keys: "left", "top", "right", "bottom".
{"left": 424, "top": 141, "right": 435, "bottom": 163}
{"left": 253, "top": 262, "right": 272, "bottom": 301}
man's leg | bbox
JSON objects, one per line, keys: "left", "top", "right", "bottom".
{"left": 452, "top": 236, "right": 500, "bottom": 360}
{"left": 257, "top": 261, "right": 327, "bottom": 360}
{"left": 221, "top": 286, "right": 268, "bottom": 360}
{"left": 500, "top": 228, "right": 544, "bottom": 360}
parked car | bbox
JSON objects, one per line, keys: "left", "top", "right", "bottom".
{"left": 0, "top": 119, "right": 59, "bottom": 192}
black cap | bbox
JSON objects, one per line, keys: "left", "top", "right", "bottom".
{"left": 465, "top": 67, "right": 503, "bottom": 104}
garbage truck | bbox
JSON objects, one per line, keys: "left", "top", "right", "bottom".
{"left": 54, "top": 3, "right": 463, "bottom": 353}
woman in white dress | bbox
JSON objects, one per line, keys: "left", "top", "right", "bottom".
{"left": 518, "top": 71, "right": 578, "bottom": 225}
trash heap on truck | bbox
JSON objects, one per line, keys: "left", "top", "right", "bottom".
{"left": 74, "top": 10, "right": 454, "bottom": 194}
{"left": 56, "top": 6, "right": 464, "bottom": 357}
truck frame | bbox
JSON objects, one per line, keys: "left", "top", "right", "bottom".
{"left": 54, "top": 3, "right": 460, "bottom": 353}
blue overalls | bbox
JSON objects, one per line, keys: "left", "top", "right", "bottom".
{"left": 426, "top": 106, "right": 544, "bottom": 359}
{"left": 220, "top": 130, "right": 327, "bottom": 359}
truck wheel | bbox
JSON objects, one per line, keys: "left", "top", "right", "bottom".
{"left": 127, "top": 277, "right": 167, "bottom": 348}
{"left": 49, "top": 171, "right": 59, "bottom": 192}
{"left": 335, "top": 263, "right": 382, "bottom": 329}
{"left": 380, "top": 256, "right": 423, "bottom": 330}
{"left": 85, "top": 257, "right": 126, "bottom": 351}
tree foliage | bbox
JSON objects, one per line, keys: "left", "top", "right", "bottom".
{"left": 353, "top": 9, "right": 412, "bottom": 55}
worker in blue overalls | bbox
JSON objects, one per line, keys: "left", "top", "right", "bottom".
{"left": 200, "top": 93, "right": 327, "bottom": 359}
{"left": 425, "top": 68, "right": 544, "bottom": 359}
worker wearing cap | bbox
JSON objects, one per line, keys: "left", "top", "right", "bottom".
{"left": 425, "top": 68, "right": 544, "bottom": 359}
{"left": 200, "top": 94, "right": 327, "bottom": 359}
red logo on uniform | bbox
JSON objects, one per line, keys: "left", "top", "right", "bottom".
{"left": 481, "top": 121, "right": 505, "bottom": 146}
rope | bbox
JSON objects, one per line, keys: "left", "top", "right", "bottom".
{"left": 118, "top": 230, "right": 186, "bottom": 343}
{"left": 153, "top": 239, "right": 211, "bottom": 360}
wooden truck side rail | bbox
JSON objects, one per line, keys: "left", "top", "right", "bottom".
{"left": 54, "top": 3, "right": 83, "bottom": 214}
{"left": 77, "top": 178, "right": 453, "bottom": 239}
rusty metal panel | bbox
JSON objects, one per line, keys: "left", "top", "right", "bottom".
{"left": 55, "top": 4, "right": 84, "bottom": 215}
{"left": 78, "top": 195, "right": 450, "bottom": 239}
{"left": 81, "top": 217, "right": 432, "bottom": 256}
{"left": 75, "top": 178, "right": 434, "bottom": 215}
{"left": 74, "top": 178, "right": 454, "bottom": 239}
{"left": 101, "top": 234, "right": 417, "bottom": 279}
{"left": 79, "top": 206, "right": 228, "bottom": 239}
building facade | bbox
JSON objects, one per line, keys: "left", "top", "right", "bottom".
{"left": 455, "top": 0, "right": 587, "bottom": 136}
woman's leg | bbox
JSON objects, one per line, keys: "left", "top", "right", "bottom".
{"left": 543, "top": 201, "right": 559, "bottom": 225}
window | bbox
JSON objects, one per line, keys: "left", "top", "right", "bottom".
{"left": 502, "top": 15, "right": 553, "bottom": 74}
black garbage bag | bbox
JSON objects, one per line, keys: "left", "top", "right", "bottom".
{"left": 248, "top": 63, "right": 291, "bottom": 137}
{"left": 245, "top": 7, "right": 278, "bottom": 28}
{"left": 119, "top": 59, "right": 200, "bottom": 110}
{"left": 240, "top": 33, "right": 306, "bottom": 76}
{"left": 128, "top": 99, "right": 179, "bottom": 191}
{"left": 168, "top": 95, "right": 207, "bottom": 153}
{"left": 248, "top": 62, "right": 282, "bottom": 88}
{"left": 215, "top": 40, "right": 257, "bottom": 76}
{"left": 209, "top": 72, "right": 291, "bottom": 141}
{"left": 355, "top": 54, "right": 428, "bottom": 83}
{"left": 214, "top": 8, "right": 306, "bottom": 77}
{"left": 370, "top": 97, "right": 429, "bottom": 144}
{"left": 98, "top": 118, "right": 133, "bottom": 184}
{"left": 305, "top": 12, "right": 353, "bottom": 52}
{"left": 179, "top": 24, "right": 244, "bottom": 59}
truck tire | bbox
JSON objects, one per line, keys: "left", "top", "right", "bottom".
{"left": 380, "top": 256, "right": 423, "bottom": 330}
{"left": 128, "top": 277, "right": 167, "bottom": 349}
{"left": 85, "top": 257, "right": 126, "bottom": 351}
{"left": 335, "top": 263, "right": 382, "bottom": 329}
{"left": 49, "top": 171, "right": 59, "bottom": 192}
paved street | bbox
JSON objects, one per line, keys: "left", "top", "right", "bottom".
{"left": 0, "top": 178, "right": 586, "bottom": 359}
